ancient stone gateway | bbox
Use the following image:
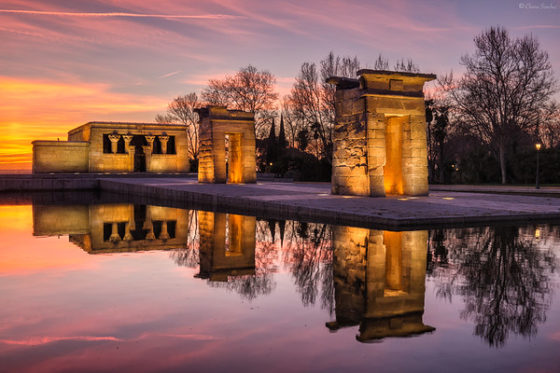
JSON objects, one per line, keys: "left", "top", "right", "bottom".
{"left": 328, "top": 70, "right": 436, "bottom": 197}
{"left": 196, "top": 106, "right": 257, "bottom": 184}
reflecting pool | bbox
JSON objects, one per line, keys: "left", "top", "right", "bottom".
{"left": 0, "top": 200, "right": 559, "bottom": 372}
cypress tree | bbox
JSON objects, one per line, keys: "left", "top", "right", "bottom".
{"left": 266, "top": 119, "right": 277, "bottom": 165}
{"left": 278, "top": 114, "right": 288, "bottom": 149}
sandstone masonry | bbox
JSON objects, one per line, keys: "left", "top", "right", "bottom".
{"left": 328, "top": 70, "right": 435, "bottom": 197}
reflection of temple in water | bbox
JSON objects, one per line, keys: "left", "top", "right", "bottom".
{"left": 33, "top": 204, "right": 190, "bottom": 253}
{"left": 327, "top": 226, "right": 434, "bottom": 342}
{"left": 32, "top": 205, "right": 257, "bottom": 279}
{"left": 197, "top": 211, "right": 256, "bottom": 281}
{"left": 32, "top": 203, "right": 432, "bottom": 340}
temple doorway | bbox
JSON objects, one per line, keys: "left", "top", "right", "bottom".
{"left": 384, "top": 116, "right": 407, "bottom": 195}
{"left": 131, "top": 135, "right": 147, "bottom": 172}
{"left": 225, "top": 133, "right": 243, "bottom": 183}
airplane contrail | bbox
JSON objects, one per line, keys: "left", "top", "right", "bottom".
{"left": 0, "top": 9, "right": 243, "bottom": 20}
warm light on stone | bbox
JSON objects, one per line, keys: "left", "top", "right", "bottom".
{"left": 384, "top": 116, "right": 405, "bottom": 195}
{"left": 328, "top": 70, "right": 436, "bottom": 197}
{"left": 196, "top": 106, "right": 257, "bottom": 184}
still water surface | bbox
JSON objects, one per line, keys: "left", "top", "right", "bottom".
{"left": 0, "top": 201, "right": 559, "bottom": 372}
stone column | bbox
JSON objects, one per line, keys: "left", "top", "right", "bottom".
{"left": 122, "top": 135, "right": 134, "bottom": 172}
{"left": 128, "top": 146, "right": 135, "bottom": 171}
{"left": 144, "top": 135, "right": 155, "bottom": 172}
{"left": 122, "top": 135, "right": 133, "bottom": 153}
{"left": 142, "top": 145, "right": 152, "bottom": 172}
{"left": 144, "top": 135, "right": 155, "bottom": 154}
{"left": 108, "top": 134, "right": 121, "bottom": 154}
{"left": 159, "top": 135, "right": 169, "bottom": 154}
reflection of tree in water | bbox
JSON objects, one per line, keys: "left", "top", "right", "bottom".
{"left": 170, "top": 212, "right": 278, "bottom": 301}
{"left": 206, "top": 220, "right": 279, "bottom": 301}
{"left": 207, "top": 273, "right": 275, "bottom": 301}
{"left": 169, "top": 210, "right": 199, "bottom": 267}
{"left": 169, "top": 215, "right": 334, "bottom": 308}
{"left": 283, "top": 221, "right": 334, "bottom": 314}
{"left": 428, "top": 225, "right": 558, "bottom": 347}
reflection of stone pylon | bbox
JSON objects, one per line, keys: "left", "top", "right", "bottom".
{"left": 328, "top": 227, "right": 435, "bottom": 342}
{"left": 197, "top": 211, "right": 256, "bottom": 281}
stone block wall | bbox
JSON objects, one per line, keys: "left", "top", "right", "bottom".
{"left": 32, "top": 140, "right": 89, "bottom": 173}
{"left": 331, "top": 90, "right": 369, "bottom": 196}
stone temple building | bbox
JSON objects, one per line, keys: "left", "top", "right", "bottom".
{"left": 196, "top": 106, "right": 257, "bottom": 184}
{"left": 32, "top": 121, "right": 189, "bottom": 173}
{"left": 328, "top": 69, "right": 436, "bottom": 196}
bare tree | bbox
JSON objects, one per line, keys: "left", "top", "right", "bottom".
{"left": 425, "top": 72, "right": 457, "bottom": 183}
{"left": 280, "top": 96, "right": 301, "bottom": 148}
{"left": 535, "top": 101, "right": 560, "bottom": 148}
{"left": 202, "top": 65, "right": 279, "bottom": 137}
{"left": 453, "top": 26, "right": 557, "bottom": 184}
{"left": 374, "top": 54, "right": 389, "bottom": 70}
{"left": 156, "top": 92, "right": 202, "bottom": 162}
{"left": 394, "top": 58, "right": 420, "bottom": 73}
{"left": 289, "top": 52, "right": 360, "bottom": 160}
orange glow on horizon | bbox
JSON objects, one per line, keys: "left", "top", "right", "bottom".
{"left": 0, "top": 206, "right": 103, "bottom": 274}
{"left": 0, "top": 77, "right": 169, "bottom": 171}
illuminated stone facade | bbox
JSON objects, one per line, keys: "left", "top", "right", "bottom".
{"left": 327, "top": 226, "right": 434, "bottom": 341}
{"left": 328, "top": 70, "right": 436, "bottom": 196}
{"left": 32, "top": 121, "right": 189, "bottom": 173}
{"left": 196, "top": 106, "right": 257, "bottom": 184}
{"left": 197, "top": 211, "right": 256, "bottom": 281}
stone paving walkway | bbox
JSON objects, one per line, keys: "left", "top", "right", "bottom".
{"left": 100, "top": 178, "right": 560, "bottom": 229}
{"left": 430, "top": 184, "right": 560, "bottom": 197}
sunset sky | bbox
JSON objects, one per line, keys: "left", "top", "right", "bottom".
{"left": 0, "top": 0, "right": 558, "bottom": 171}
